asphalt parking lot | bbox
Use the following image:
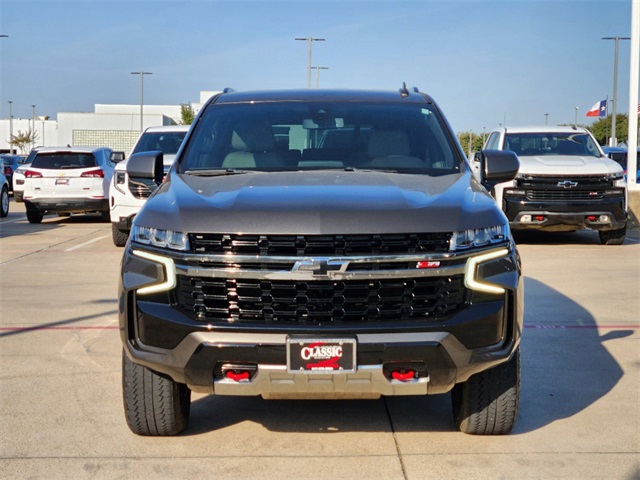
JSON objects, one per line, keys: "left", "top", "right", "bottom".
{"left": 0, "top": 198, "right": 638, "bottom": 480}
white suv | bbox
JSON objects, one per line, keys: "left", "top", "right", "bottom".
{"left": 109, "top": 125, "right": 189, "bottom": 246}
{"left": 23, "top": 146, "right": 118, "bottom": 224}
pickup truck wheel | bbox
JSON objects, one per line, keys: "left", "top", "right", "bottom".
{"left": 122, "top": 351, "right": 191, "bottom": 436}
{"left": 451, "top": 346, "right": 520, "bottom": 435}
{"left": 0, "top": 186, "right": 8, "bottom": 217}
{"left": 26, "top": 210, "right": 43, "bottom": 224}
{"left": 598, "top": 226, "right": 626, "bottom": 245}
{"left": 112, "top": 224, "right": 129, "bottom": 247}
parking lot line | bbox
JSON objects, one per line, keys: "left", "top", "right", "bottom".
{"left": 64, "top": 235, "right": 109, "bottom": 252}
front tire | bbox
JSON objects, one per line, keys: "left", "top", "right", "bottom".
{"left": 599, "top": 226, "right": 626, "bottom": 245}
{"left": 452, "top": 347, "right": 520, "bottom": 435}
{"left": 26, "top": 209, "right": 43, "bottom": 224}
{"left": 122, "top": 351, "right": 191, "bottom": 436}
{"left": 0, "top": 186, "right": 8, "bottom": 217}
{"left": 112, "top": 223, "right": 129, "bottom": 247}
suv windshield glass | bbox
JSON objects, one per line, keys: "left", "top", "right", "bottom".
{"left": 504, "top": 132, "right": 602, "bottom": 158}
{"left": 134, "top": 132, "right": 187, "bottom": 155}
{"left": 31, "top": 153, "right": 97, "bottom": 169}
{"left": 180, "top": 102, "right": 462, "bottom": 175}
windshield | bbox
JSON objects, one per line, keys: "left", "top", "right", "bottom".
{"left": 133, "top": 131, "right": 187, "bottom": 155}
{"left": 179, "top": 101, "right": 463, "bottom": 175}
{"left": 31, "top": 153, "right": 97, "bottom": 169}
{"left": 504, "top": 132, "right": 602, "bottom": 158}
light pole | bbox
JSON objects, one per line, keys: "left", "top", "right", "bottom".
{"left": 8, "top": 100, "right": 13, "bottom": 154}
{"left": 602, "top": 36, "right": 631, "bottom": 146}
{"left": 545, "top": 113, "right": 549, "bottom": 125}
{"left": 295, "top": 37, "right": 325, "bottom": 88}
{"left": 131, "top": 71, "right": 152, "bottom": 132}
{"left": 311, "top": 66, "right": 328, "bottom": 88}
{"left": 574, "top": 107, "right": 579, "bottom": 127}
{"left": 31, "top": 105, "right": 36, "bottom": 149}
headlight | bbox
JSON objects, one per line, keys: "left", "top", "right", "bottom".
{"left": 114, "top": 171, "right": 127, "bottom": 194}
{"left": 131, "top": 225, "right": 190, "bottom": 251}
{"left": 450, "top": 224, "right": 510, "bottom": 251}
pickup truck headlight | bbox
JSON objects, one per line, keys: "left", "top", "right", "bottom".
{"left": 114, "top": 171, "right": 127, "bottom": 194}
{"left": 450, "top": 224, "right": 510, "bottom": 251}
{"left": 131, "top": 225, "right": 190, "bottom": 251}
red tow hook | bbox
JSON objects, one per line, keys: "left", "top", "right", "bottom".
{"left": 225, "top": 370, "right": 251, "bottom": 381}
{"left": 391, "top": 370, "right": 416, "bottom": 381}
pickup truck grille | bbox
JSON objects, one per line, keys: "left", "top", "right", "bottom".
{"left": 177, "top": 275, "right": 466, "bottom": 325}
{"left": 189, "top": 233, "right": 452, "bottom": 256}
{"left": 515, "top": 175, "right": 618, "bottom": 203}
{"left": 526, "top": 190, "right": 605, "bottom": 201}
{"left": 128, "top": 180, "right": 152, "bottom": 199}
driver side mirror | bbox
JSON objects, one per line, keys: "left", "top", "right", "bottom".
{"left": 110, "top": 151, "right": 126, "bottom": 163}
{"left": 126, "top": 151, "right": 164, "bottom": 194}
{"left": 475, "top": 150, "right": 520, "bottom": 191}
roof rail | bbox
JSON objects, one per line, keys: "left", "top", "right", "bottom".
{"left": 222, "top": 87, "right": 236, "bottom": 94}
{"left": 412, "top": 87, "right": 420, "bottom": 93}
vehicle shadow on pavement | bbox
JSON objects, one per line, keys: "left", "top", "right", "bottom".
{"left": 187, "top": 394, "right": 454, "bottom": 435}
{"left": 514, "top": 277, "right": 630, "bottom": 434}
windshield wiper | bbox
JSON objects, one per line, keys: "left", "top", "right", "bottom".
{"left": 184, "top": 168, "right": 256, "bottom": 176}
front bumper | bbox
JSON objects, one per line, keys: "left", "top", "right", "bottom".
{"left": 504, "top": 194, "right": 627, "bottom": 231}
{"left": 119, "top": 242, "right": 523, "bottom": 398}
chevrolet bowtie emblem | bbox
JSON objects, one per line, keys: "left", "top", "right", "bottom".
{"left": 557, "top": 180, "right": 578, "bottom": 188}
{"left": 292, "top": 259, "right": 347, "bottom": 276}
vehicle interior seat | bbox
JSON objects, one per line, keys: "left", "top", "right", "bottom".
{"left": 222, "top": 123, "right": 284, "bottom": 168}
{"left": 365, "top": 129, "right": 424, "bottom": 168}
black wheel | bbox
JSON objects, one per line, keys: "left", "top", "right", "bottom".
{"left": 122, "top": 350, "right": 191, "bottom": 436}
{"left": 26, "top": 209, "right": 44, "bottom": 224}
{"left": 0, "top": 186, "right": 8, "bottom": 217}
{"left": 112, "top": 223, "right": 129, "bottom": 247}
{"left": 599, "top": 226, "right": 626, "bottom": 245}
{"left": 452, "top": 347, "right": 520, "bottom": 435}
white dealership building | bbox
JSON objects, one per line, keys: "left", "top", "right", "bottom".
{"left": 0, "top": 91, "right": 218, "bottom": 155}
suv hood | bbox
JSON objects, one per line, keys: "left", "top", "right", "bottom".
{"left": 517, "top": 155, "right": 623, "bottom": 175}
{"left": 133, "top": 170, "right": 508, "bottom": 235}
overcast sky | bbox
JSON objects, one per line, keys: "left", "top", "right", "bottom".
{"left": 0, "top": 0, "right": 635, "bottom": 133}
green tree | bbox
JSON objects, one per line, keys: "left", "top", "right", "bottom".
{"left": 585, "top": 113, "right": 629, "bottom": 146}
{"left": 458, "top": 131, "right": 485, "bottom": 157}
{"left": 10, "top": 130, "right": 38, "bottom": 154}
{"left": 180, "top": 103, "right": 195, "bottom": 125}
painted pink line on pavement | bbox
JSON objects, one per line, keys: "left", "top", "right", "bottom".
{"left": 524, "top": 324, "right": 639, "bottom": 329}
{"left": 0, "top": 326, "right": 119, "bottom": 331}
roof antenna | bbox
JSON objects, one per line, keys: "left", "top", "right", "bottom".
{"left": 399, "top": 82, "right": 409, "bottom": 98}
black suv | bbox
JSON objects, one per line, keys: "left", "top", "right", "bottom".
{"left": 120, "top": 87, "right": 523, "bottom": 436}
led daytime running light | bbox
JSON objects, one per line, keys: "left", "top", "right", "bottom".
{"left": 464, "top": 248, "right": 509, "bottom": 294}
{"left": 132, "top": 249, "right": 176, "bottom": 295}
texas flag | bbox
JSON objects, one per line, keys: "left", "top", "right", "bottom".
{"left": 586, "top": 100, "right": 607, "bottom": 117}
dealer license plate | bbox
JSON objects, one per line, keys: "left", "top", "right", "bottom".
{"left": 55, "top": 178, "right": 69, "bottom": 185}
{"left": 286, "top": 338, "right": 356, "bottom": 373}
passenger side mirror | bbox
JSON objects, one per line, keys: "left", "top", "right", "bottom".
{"left": 111, "top": 151, "right": 126, "bottom": 163}
{"left": 126, "top": 151, "right": 164, "bottom": 192}
{"left": 476, "top": 150, "right": 520, "bottom": 191}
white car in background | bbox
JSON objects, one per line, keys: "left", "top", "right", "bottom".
{"left": 22, "top": 146, "right": 119, "bottom": 224}
{"left": 109, "top": 125, "right": 189, "bottom": 246}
